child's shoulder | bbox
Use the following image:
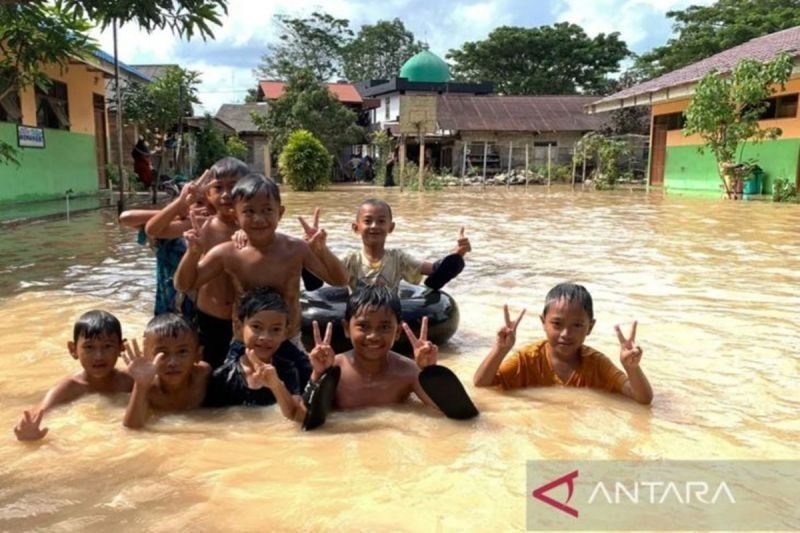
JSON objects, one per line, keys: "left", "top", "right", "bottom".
{"left": 387, "top": 351, "right": 420, "bottom": 376}
{"left": 112, "top": 369, "right": 134, "bottom": 392}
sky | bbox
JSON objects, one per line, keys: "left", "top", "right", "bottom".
{"left": 89, "top": 0, "right": 714, "bottom": 114}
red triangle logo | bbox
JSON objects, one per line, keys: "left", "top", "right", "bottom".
{"left": 531, "top": 469, "right": 579, "bottom": 518}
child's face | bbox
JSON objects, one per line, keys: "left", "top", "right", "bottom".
{"left": 345, "top": 306, "right": 401, "bottom": 361}
{"left": 143, "top": 331, "right": 201, "bottom": 386}
{"left": 68, "top": 333, "right": 123, "bottom": 379}
{"left": 352, "top": 204, "right": 394, "bottom": 247}
{"left": 242, "top": 310, "right": 287, "bottom": 363}
{"left": 205, "top": 175, "right": 239, "bottom": 216}
{"left": 235, "top": 193, "right": 284, "bottom": 244}
{"left": 540, "top": 299, "right": 596, "bottom": 360}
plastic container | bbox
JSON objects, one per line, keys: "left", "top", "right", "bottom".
{"left": 743, "top": 167, "right": 764, "bottom": 195}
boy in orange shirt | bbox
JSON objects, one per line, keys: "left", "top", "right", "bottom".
{"left": 473, "top": 283, "right": 653, "bottom": 404}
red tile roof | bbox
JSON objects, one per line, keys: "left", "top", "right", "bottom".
{"left": 258, "top": 80, "right": 363, "bottom": 104}
{"left": 437, "top": 95, "right": 608, "bottom": 132}
{"left": 593, "top": 25, "right": 800, "bottom": 108}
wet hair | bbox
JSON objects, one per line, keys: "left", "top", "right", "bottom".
{"left": 231, "top": 173, "right": 282, "bottom": 204}
{"left": 73, "top": 310, "right": 122, "bottom": 343}
{"left": 357, "top": 198, "right": 393, "bottom": 220}
{"left": 238, "top": 287, "right": 288, "bottom": 323}
{"left": 542, "top": 283, "right": 594, "bottom": 320}
{"left": 345, "top": 285, "right": 402, "bottom": 322}
{"left": 143, "top": 313, "right": 197, "bottom": 341}
{"left": 210, "top": 156, "right": 249, "bottom": 181}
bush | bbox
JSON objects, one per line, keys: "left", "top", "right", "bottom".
{"left": 278, "top": 129, "right": 332, "bottom": 192}
{"left": 195, "top": 114, "right": 228, "bottom": 171}
{"left": 225, "top": 135, "right": 249, "bottom": 160}
{"left": 772, "top": 178, "right": 799, "bottom": 203}
{"left": 402, "top": 161, "right": 443, "bottom": 191}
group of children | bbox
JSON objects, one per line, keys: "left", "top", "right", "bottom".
{"left": 13, "top": 157, "right": 652, "bottom": 441}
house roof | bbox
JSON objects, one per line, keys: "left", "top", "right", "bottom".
{"left": 183, "top": 116, "right": 236, "bottom": 136}
{"left": 130, "top": 64, "right": 179, "bottom": 81}
{"left": 437, "top": 95, "right": 608, "bottom": 133}
{"left": 215, "top": 103, "right": 268, "bottom": 134}
{"left": 589, "top": 25, "right": 800, "bottom": 113}
{"left": 357, "top": 77, "right": 493, "bottom": 98}
{"left": 258, "top": 80, "right": 363, "bottom": 104}
{"left": 86, "top": 50, "right": 151, "bottom": 83}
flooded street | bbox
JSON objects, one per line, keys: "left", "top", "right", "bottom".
{"left": 1, "top": 185, "right": 799, "bottom": 531}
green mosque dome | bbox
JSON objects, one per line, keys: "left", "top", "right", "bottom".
{"left": 399, "top": 50, "right": 451, "bottom": 83}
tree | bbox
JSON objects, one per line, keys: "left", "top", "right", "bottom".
{"left": 55, "top": 0, "right": 228, "bottom": 39}
{"left": 253, "top": 69, "right": 363, "bottom": 159}
{"left": 279, "top": 129, "right": 332, "bottom": 191}
{"left": 600, "top": 71, "right": 651, "bottom": 136}
{"left": 225, "top": 135, "right": 248, "bottom": 160}
{"left": 123, "top": 66, "right": 200, "bottom": 137}
{"left": 683, "top": 53, "right": 794, "bottom": 199}
{"left": 634, "top": 0, "right": 800, "bottom": 79}
{"left": 447, "top": 23, "right": 629, "bottom": 95}
{"left": 256, "top": 11, "right": 352, "bottom": 81}
{"left": 342, "top": 19, "right": 425, "bottom": 82}
{"left": 0, "top": 2, "right": 96, "bottom": 165}
{"left": 244, "top": 87, "right": 260, "bottom": 103}
{"left": 195, "top": 114, "right": 228, "bottom": 171}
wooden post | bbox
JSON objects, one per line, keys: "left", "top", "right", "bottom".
{"left": 547, "top": 143, "right": 552, "bottom": 187}
{"left": 399, "top": 135, "right": 406, "bottom": 191}
{"left": 581, "top": 143, "right": 587, "bottom": 186}
{"left": 571, "top": 149, "right": 577, "bottom": 186}
{"left": 482, "top": 140, "right": 488, "bottom": 189}
{"left": 525, "top": 143, "right": 529, "bottom": 190}
{"left": 507, "top": 141, "right": 513, "bottom": 189}
{"left": 460, "top": 142, "right": 467, "bottom": 188}
{"left": 418, "top": 129, "right": 425, "bottom": 191}
{"left": 265, "top": 141, "right": 272, "bottom": 178}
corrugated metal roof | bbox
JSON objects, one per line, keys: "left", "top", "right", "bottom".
{"left": 437, "top": 95, "right": 608, "bottom": 132}
{"left": 130, "top": 64, "right": 178, "bottom": 81}
{"left": 215, "top": 103, "right": 268, "bottom": 134}
{"left": 592, "top": 25, "right": 800, "bottom": 110}
{"left": 91, "top": 50, "right": 151, "bottom": 82}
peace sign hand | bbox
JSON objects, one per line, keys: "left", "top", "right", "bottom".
{"left": 180, "top": 169, "right": 213, "bottom": 207}
{"left": 122, "top": 339, "right": 162, "bottom": 387}
{"left": 298, "top": 208, "right": 327, "bottom": 253}
{"left": 616, "top": 321, "right": 643, "bottom": 370}
{"left": 14, "top": 409, "right": 48, "bottom": 441}
{"left": 183, "top": 211, "right": 210, "bottom": 253}
{"left": 496, "top": 304, "right": 526, "bottom": 353}
{"left": 250, "top": 359, "right": 280, "bottom": 389}
{"left": 452, "top": 226, "right": 472, "bottom": 256}
{"left": 308, "top": 321, "right": 335, "bottom": 380}
{"left": 402, "top": 317, "right": 439, "bottom": 369}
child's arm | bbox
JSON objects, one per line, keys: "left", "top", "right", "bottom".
{"left": 616, "top": 322, "right": 654, "bottom": 405}
{"left": 173, "top": 228, "right": 226, "bottom": 292}
{"left": 259, "top": 365, "right": 304, "bottom": 422}
{"left": 13, "top": 375, "right": 89, "bottom": 441}
{"left": 119, "top": 209, "right": 158, "bottom": 230}
{"left": 420, "top": 226, "right": 472, "bottom": 275}
{"left": 298, "top": 209, "right": 348, "bottom": 286}
{"left": 145, "top": 170, "right": 210, "bottom": 239}
{"left": 403, "top": 318, "right": 441, "bottom": 410}
{"left": 474, "top": 305, "right": 526, "bottom": 387}
{"left": 122, "top": 340, "right": 162, "bottom": 429}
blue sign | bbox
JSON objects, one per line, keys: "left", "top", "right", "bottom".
{"left": 18, "top": 126, "right": 45, "bottom": 148}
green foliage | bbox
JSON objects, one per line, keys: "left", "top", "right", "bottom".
{"left": 257, "top": 11, "right": 352, "bottom": 81}
{"left": 195, "top": 114, "right": 228, "bottom": 171}
{"left": 225, "top": 135, "right": 248, "bottom": 160}
{"left": 771, "top": 178, "right": 799, "bottom": 202}
{"left": 278, "top": 130, "right": 331, "bottom": 192}
{"left": 573, "top": 133, "right": 629, "bottom": 189}
{"left": 683, "top": 53, "right": 794, "bottom": 197}
{"left": 0, "top": 2, "right": 96, "bottom": 165}
{"left": 633, "top": 0, "right": 800, "bottom": 78}
{"left": 370, "top": 130, "right": 394, "bottom": 186}
{"left": 122, "top": 66, "right": 200, "bottom": 136}
{"left": 253, "top": 69, "right": 363, "bottom": 157}
{"left": 55, "top": 0, "right": 227, "bottom": 40}
{"left": 342, "top": 19, "right": 425, "bottom": 81}
{"left": 446, "top": 23, "right": 629, "bottom": 95}
{"left": 401, "top": 161, "right": 443, "bottom": 191}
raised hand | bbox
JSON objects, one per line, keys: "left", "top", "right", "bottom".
{"left": 298, "top": 208, "right": 327, "bottom": 253}
{"left": 183, "top": 210, "right": 209, "bottom": 253}
{"left": 180, "top": 169, "right": 213, "bottom": 207}
{"left": 496, "top": 304, "right": 526, "bottom": 353}
{"left": 403, "top": 317, "right": 439, "bottom": 369}
{"left": 13, "top": 409, "right": 48, "bottom": 441}
{"left": 232, "top": 229, "right": 249, "bottom": 250}
{"left": 122, "top": 339, "right": 162, "bottom": 387}
{"left": 308, "top": 320, "right": 335, "bottom": 379}
{"left": 251, "top": 359, "right": 280, "bottom": 389}
{"left": 453, "top": 226, "right": 472, "bottom": 256}
{"left": 616, "top": 321, "right": 643, "bottom": 370}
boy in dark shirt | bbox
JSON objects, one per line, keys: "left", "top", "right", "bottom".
{"left": 204, "top": 287, "right": 311, "bottom": 422}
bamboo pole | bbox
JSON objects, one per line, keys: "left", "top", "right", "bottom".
{"left": 482, "top": 140, "right": 488, "bottom": 190}
{"left": 399, "top": 135, "right": 406, "bottom": 191}
{"left": 507, "top": 141, "right": 512, "bottom": 189}
{"left": 547, "top": 143, "right": 551, "bottom": 187}
{"left": 460, "top": 142, "right": 467, "bottom": 188}
{"left": 113, "top": 20, "right": 126, "bottom": 214}
{"left": 525, "top": 143, "right": 529, "bottom": 190}
{"left": 418, "top": 128, "right": 425, "bottom": 192}
{"left": 581, "top": 143, "right": 587, "bottom": 187}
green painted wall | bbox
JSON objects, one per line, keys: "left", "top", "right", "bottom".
{"left": 664, "top": 138, "right": 800, "bottom": 193}
{"left": 0, "top": 123, "right": 98, "bottom": 204}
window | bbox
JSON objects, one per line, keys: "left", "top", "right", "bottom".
{"left": 384, "top": 97, "right": 391, "bottom": 121}
{"left": 759, "top": 94, "right": 798, "bottom": 120}
{"left": 533, "top": 141, "right": 557, "bottom": 147}
{"left": 35, "top": 79, "right": 70, "bottom": 130}
{"left": 0, "top": 91, "right": 22, "bottom": 124}
{"left": 654, "top": 112, "right": 685, "bottom": 130}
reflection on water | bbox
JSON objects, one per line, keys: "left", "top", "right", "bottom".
{"left": 1, "top": 186, "right": 799, "bottom": 531}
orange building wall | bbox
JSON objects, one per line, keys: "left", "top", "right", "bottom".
{"left": 653, "top": 76, "right": 800, "bottom": 146}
